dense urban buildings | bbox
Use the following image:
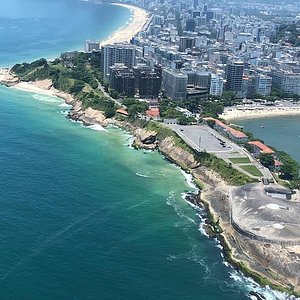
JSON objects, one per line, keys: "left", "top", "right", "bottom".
{"left": 101, "top": 43, "right": 136, "bottom": 80}
{"left": 100, "top": 0, "right": 300, "bottom": 101}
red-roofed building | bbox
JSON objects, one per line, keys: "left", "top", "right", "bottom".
{"left": 146, "top": 107, "right": 160, "bottom": 119}
{"left": 116, "top": 108, "right": 129, "bottom": 116}
{"left": 274, "top": 159, "right": 284, "bottom": 172}
{"left": 247, "top": 141, "right": 275, "bottom": 157}
{"left": 204, "top": 117, "right": 248, "bottom": 143}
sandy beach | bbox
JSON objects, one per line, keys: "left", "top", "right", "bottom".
{"left": 14, "top": 80, "right": 74, "bottom": 104}
{"left": 100, "top": 3, "right": 149, "bottom": 46}
{"left": 0, "top": 69, "right": 74, "bottom": 104}
{"left": 0, "top": 3, "right": 149, "bottom": 101}
{"left": 221, "top": 105, "right": 300, "bottom": 121}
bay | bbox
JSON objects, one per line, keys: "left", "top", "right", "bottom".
{"left": 235, "top": 116, "right": 300, "bottom": 163}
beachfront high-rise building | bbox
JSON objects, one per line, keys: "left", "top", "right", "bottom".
{"left": 241, "top": 75, "right": 256, "bottom": 98}
{"left": 133, "top": 64, "right": 152, "bottom": 89}
{"left": 138, "top": 70, "right": 161, "bottom": 98}
{"left": 109, "top": 64, "right": 135, "bottom": 97}
{"left": 255, "top": 74, "right": 272, "bottom": 96}
{"left": 84, "top": 40, "right": 100, "bottom": 53}
{"left": 271, "top": 69, "right": 300, "bottom": 96}
{"left": 225, "top": 60, "right": 244, "bottom": 94}
{"left": 210, "top": 74, "right": 224, "bottom": 96}
{"left": 101, "top": 43, "right": 136, "bottom": 80}
{"left": 162, "top": 68, "right": 188, "bottom": 100}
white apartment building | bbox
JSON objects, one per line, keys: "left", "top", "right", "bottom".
{"left": 101, "top": 43, "right": 136, "bottom": 80}
{"left": 210, "top": 74, "right": 224, "bottom": 96}
{"left": 255, "top": 74, "right": 272, "bottom": 96}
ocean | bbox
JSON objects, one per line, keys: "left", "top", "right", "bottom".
{"left": 0, "top": 0, "right": 296, "bottom": 299}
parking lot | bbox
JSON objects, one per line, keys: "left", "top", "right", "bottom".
{"left": 168, "top": 124, "right": 239, "bottom": 155}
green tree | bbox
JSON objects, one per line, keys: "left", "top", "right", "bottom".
{"left": 278, "top": 151, "right": 300, "bottom": 180}
{"left": 259, "top": 153, "right": 275, "bottom": 169}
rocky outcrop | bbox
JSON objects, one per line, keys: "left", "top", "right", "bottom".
{"left": 68, "top": 102, "right": 106, "bottom": 126}
{"left": 158, "top": 136, "right": 199, "bottom": 170}
{"left": 133, "top": 128, "right": 158, "bottom": 150}
{"left": 80, "top": 107, "right": 106, "bottom": 125}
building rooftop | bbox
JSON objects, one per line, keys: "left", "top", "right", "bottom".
{"left": 205, "top": 117, "right": 248, "bottom": 139}
{"left": 248, "top": 141, "right": 275, "bottom": 154}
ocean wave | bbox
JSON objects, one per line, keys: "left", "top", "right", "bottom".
{"left": 60, "top": 110, "right": 68, "bottom": 116}
{"left": 180, "top": 169, "right": 199, "bottom": 191}
{"left": 59, "top": 102, "right": 72, "bottom": 108}
{"left": 85, "top": 124, "right": 107, "bottom": 132}
{"left": 167, "top": 246, "right": 210, "bottom": 275}
{"left": 166, "top": 191, "right": 196, "bottom": 226}
{"left": 136, "top": 172, "right": 150, "bottom": 178}
{"left": 227, "top": 269, "right": 299, "bottom": 300}
{"left": 32, "top": 94, "right": 61, "bottom": 103}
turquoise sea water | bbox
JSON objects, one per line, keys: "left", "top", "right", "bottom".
{"left": 0, "top": 1, "right": 296, "bottom": 299}
{"left": 0, "top": 0, "right": 131, "bottom": 66}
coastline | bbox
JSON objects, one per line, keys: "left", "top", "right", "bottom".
{"left": 100, "top": 3, "right": 149, "bottom": 46}
{"left": 0, "top": 5, "right": 300, "bottom": 297}
{"left": 221, "top": 105, "right": 300, "bottom": 121}
{"left": 1, "top": 68, "right": 300, "bottom": 296}
{"left": 0, "top": 69, "right": 74, "bottom": 104}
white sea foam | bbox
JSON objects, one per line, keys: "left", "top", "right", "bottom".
{"left": 32, "top": 94, "right": 60, "bottom": 103}
{"left": 60, "top": 110, "right": 68, "bottom": 116}
{"left": 227, "top": 269, "right": 300, "bottom": 300}
{"left": 136, "top": 172, "right": 150, "bottom": 178}
{"left": 59, "top": 102, "right": 72, "bottom": 108}
{"left": 86, "top": 124, "right": 107, "bottom": 132}
{"left": 166, "top": 191, "right": 196, "bottom": 225}
{"left": 180, "top": 169, "right": 199, "bottom": 191}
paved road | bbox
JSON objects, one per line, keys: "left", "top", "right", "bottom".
{"left": 98, "top": 82, "right": 124, "bottom": 107}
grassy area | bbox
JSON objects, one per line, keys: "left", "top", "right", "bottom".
{"left": 195, "top": 152, "right": 256, "bottom": 186}
{"left": 11, "top": 53, "right": 116, "bottom": 117}
{"left": 229, "top": 157, "right": 251, "bottom": 164}
{"left": 240, "top": 165, "right": 263, "bottom": 177}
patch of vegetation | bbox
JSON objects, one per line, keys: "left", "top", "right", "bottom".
{"left": 195, "top": 152, "right": 256, "bottom": 185}
{"left": 229, "top": 157, "right": 251, "bottom": 164}
{"left": 122, "top": 98, "right": 148, "bottom": 117}
{"left": 12, "top": 52, "right": 117, "bottom": 118}
{"left": 259, "top": 153, "right": 275, "bottom": 169}
{"left": 272, "top": 22, "right": 300, "bottom": 47}
{"left": 240, "top": 165, "right": 263, "bottom": 177}
{"left": 277, "top": 151, "right": 300, "bottom": 188}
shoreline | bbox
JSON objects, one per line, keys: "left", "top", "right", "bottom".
{"left": 100, "top": 3, "right": 149, "bottom": 46}
{"left": 0, "top": 3, "right": 300, "bottom": 294}
{"left": 1, "top": 70, "right": 300, "bottom": 296}
{"left": 221, "top": 105, "right": 300, "bottom": 121}
{"left": 0, "top": 69, "right": 74, "bottom": 104}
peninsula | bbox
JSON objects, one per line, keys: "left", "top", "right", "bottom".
{"left": 1, "top": 0, "right": 300, "bottom": 298}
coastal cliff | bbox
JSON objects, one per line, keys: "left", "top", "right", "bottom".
{"left": 128, "top": 125, "right": 300, "bottom": 297}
